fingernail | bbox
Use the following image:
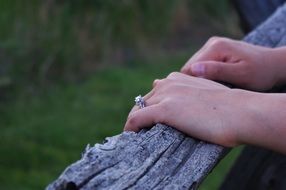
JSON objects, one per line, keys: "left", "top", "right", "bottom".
{"left": 191, "top": 64, "right": 205, "bottom": 76}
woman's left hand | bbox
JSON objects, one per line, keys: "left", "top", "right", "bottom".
{"left": 124, "top": 72, "right": 257, "bottom": 147}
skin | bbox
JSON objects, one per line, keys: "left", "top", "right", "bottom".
{"left": 124, "top": 37, "right": 286, "bottom": 154}
{"left": 181, "top": 37, "right": 286, "bottom": 91}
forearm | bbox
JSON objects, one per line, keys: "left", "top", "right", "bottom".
{"left": 237, "top": 90, "right": 286, "bottom": 153}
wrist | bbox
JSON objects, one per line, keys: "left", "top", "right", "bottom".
{"left": 233, "top": 89, "right": 286, "bottom": 152}
{"left": 222, "top": 89, "right": 257, "bottom": 146}
{"left": 268, "top": 47, "right": 286, "bottom": 86}
{"left": 229, "top": 89, "right": 268, "bottom": 146}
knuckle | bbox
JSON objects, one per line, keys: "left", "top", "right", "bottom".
{"left": 208, "top": 36, "right": 221, "bottom": 43}
{"left": 167, "top": 72, "right": 180, "bottom": 79}
{"left": 208, "top": 36, "right": 229, "bottom": 50}
{"left": 152, "top": 79, "right": 160, "bottom": 88}
{"left": 153, "top": 79, "right": 162, "bottom": 88}
{"left": 153, "top": 78, "right": 168, "bottom": 89}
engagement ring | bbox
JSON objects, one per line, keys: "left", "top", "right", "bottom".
{"left": 135, "top": 95, "right": 145, "bottom": 109}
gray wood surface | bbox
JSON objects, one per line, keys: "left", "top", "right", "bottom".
{"left": 46, "top": 4, "right": 286, "bottom": 190}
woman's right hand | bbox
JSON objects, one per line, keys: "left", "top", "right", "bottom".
{"left": 181, "top": 37, "right": 284, "bottom": 91}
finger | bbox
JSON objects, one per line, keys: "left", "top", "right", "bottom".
{"left": 181, "top": 37, "right": 237, "bottom": 75}
{"left": 166, "top": 72, "right": 208, "bottom": 85}
{"left": 130, "top": 90, "right": 155, "bottom": 114}
{"left": 181, "top": 47, "right": 220, "bottom": 75}
{"left": 166, "top": 72, "right": 206, "bottom": 88}
{"left": 124, "top": 105, "right": 162, "bottom": 132}
{"left": 128, "top": 105, "right": 140, "bottom": 117}
{"left": 190, "top": 61, "right": 243, "bottom": 84}
{"left": 143, "top": 89, "right": 155, "bottom": 100}
{"left": 152, "top": 79, "right": 162, "bottom": 88}
{"left": 128, "top": 94, "right": 161, "bottom": 117}
{"left": 166, "top": 72, "right": 226, "bottom": 89}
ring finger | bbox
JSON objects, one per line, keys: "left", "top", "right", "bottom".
{"left": 128, "top": 92, "right": 161, "bottom": 117}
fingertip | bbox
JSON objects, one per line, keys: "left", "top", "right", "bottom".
{"left": 124, "top": 114, "right": 141, "bottom": 132}
{"left": 123, "top": 125, "right": 134, "bottom": 132}
{"left": 124, "top": 105, "right": 160, "bottom": 133}
{"left": 123, "top": 121, "right": 130, "bottom": 131}
{"left": 124, "top": 123, "right": 139, "bottom": 133}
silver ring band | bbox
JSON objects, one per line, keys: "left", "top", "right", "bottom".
{"left": 135, "top": 95, "right": 146, "bottom": 109}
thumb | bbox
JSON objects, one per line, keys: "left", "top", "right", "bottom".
{"left": 191, "top": 61, "right": 242, "bottom": 84}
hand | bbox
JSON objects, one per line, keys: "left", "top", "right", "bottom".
{"left": 124, "top": 72, "right": 258, "bottom": 147}
{"left": 181, "top": 37, "right": 280, "bottom": 91}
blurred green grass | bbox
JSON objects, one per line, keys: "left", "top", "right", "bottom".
{"left": 0, "top": 0, "right": 240, "bottom": 89}
{"left": 0, "top": 1, "right": 243, "bottom": 189}
{"left": 0, "top": 53, "right": 241, "bottom": 189}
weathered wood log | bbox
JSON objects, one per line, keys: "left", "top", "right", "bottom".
{"left": 46, "top": 4, "right": 286, "bottom": 190}
{"left": 46, "top": 124, "right": 228, "bottom": 190}
{"left": 232, "top": 0, "right": 285, "bottom": 33}
{"left": 244, "top": 4, "right": 286, "bottom": 48}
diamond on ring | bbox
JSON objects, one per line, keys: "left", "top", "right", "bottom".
{"left": 135, "top": 95, "right": 145, "bottom": 109}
